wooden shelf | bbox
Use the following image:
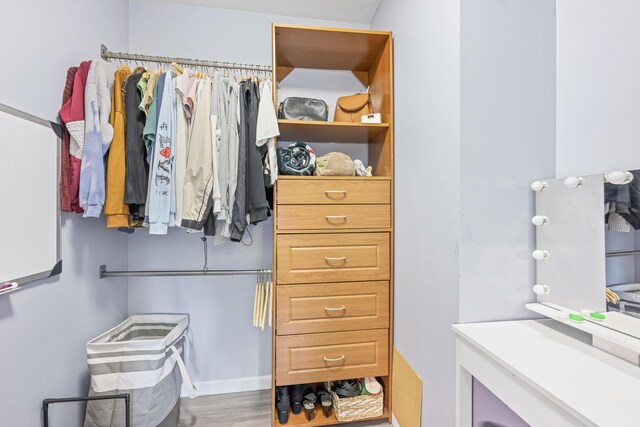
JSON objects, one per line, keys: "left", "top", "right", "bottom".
{"left": 275, "top": 406, "right": 390, "bottom": 427}
{"left": 277, "top": 176, "right": 390, "bottom": 180}
{"left": 278, "top": 120, "right": 389, "bottom": 143}
{"left": 274, "top": 24, "right": 391, "bottom": 72}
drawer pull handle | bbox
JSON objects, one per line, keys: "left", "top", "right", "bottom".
{"left": 325, "top": 215, "right": 348, "bottom": 223}
{"left": 323, "top": 355, "right": 345, "bottom": 362}
{"left": 324, "top": 306, "right": 346, "bottom": 312}
{"left": 324, "top": 190, "right": 347, "bottom": 199}
{"left": 324, "top": 256, "right": 347, "bottom": 264}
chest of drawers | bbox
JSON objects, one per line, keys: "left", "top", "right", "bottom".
{"left": 273, "top": 176, "right": 393, "bottom": 401}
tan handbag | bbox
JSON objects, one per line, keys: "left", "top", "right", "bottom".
{"left": 334, "top": 92, "right": 373, "bottom": 122}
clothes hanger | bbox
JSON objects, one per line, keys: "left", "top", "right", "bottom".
{"left": 171, "top": 62, "right": 184, "bottom": 75}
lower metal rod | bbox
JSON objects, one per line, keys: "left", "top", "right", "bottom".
{"left": 100, "top": 265, "right": 271, "bottom": 279}
{"left": 606, "top": 250, "right": 640, "bottom": 257}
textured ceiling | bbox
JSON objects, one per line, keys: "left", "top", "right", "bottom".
{"left": 143, "top": 0, "right": 383, "bottom": 24}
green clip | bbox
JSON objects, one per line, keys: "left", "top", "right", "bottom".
{"left": 568, "top": 313, "right": 585, "bottom": 322}
{"left": 589, "top": 312, "right": 606, "bottom": 320}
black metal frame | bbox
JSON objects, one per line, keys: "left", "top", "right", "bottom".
{"left": 42, "top": 393, "right": 130, "bottom": 427}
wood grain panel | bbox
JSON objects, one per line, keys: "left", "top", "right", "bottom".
{"left": 392, "top": 348, "right": 423, "bottom": 427}
{"left": 277, "top": 281, "right": 389, "bottom": 335}
{"left": 276, "top": 329, "right": 389, "bottom": 386}
{"left": 277, "top": 179, "right": 390, "bottom": 205}
{"left": 276, "top": 233, "right": 390, "bottom": 284}
{"left": 277, "top": 205, "right": 390, "bottom": 231}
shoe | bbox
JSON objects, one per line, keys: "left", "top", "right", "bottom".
{"left": 332, "top": 379, "right": 361, "bottom": 397}
{"left": 316, "top": 386, "right": 333, "bottom": 418}
{"left": 364, "top": 377, "right": 382, "bottom": 395}
{"left": 290, "top": 384, "right": 303, "bottom": 415}
{"left": 276, "top": 386, "right": 290, "bottom": 424}
{"left": 302, "top": 385, "right": 317, "bottom": 404}
{"left": 303, "top": 399, "right": 316, "bottom": 421}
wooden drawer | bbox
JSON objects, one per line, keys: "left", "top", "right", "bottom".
{"left": 277, "top": 281, "right": 389, "bottom": 335}
{"left": 275, "top": 329, "right": 389, "bottom": 386}
{"left": 277, "top": 179, "right": 390, "bottom": 205}
{"left": 277, "top": 205, "right": 390, "bottom": 230}
{"left": 276, "top": 233, "right": 390, "bottom": 284}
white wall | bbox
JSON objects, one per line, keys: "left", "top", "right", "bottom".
{"left": 126, "top": 0, "right": 370, "bottom": 389}
{"left": 557, "top": 0, "right": 640, "bottom": 177}
{"left": 372, "top": 1, "right": 461, "bottom": 425}
{"left": 0, "top": 1, "right": 130, "bottom": 425}
{"left": 459, "top": 0, "right": 556, "bottom": 323}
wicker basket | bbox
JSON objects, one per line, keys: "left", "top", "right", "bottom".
{"left": 326, "top": 381, "right": 384, "bottom": 422}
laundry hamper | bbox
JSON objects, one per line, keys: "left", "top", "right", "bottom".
{"left": 84, "top": 314, "right": 196, "bottom": 427}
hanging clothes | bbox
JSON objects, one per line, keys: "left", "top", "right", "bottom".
{"left": 174, "top": 69, "right": 196, "bottom": 227}
{"left": 243, "top": 79, "right": 270, "bottom": 225}
{"left": 213, "top": 77, "right": 240, "bottom": 245}
{"left": 230, "top": 81, "right": 249, "bottom": 242}
{"left": 80, "top": 59, "right": 116, "bottom": 217}
{"left": 256, "top": 79, "right": 279, "bottom": 187}
{"left": 124, "top": 71, "right": 149, "bottom": 224}
{"left": 148, "top": 71, "right": 176, "bottom": 235}
{"left": 58, "top": 66, "right": 78, "bottom": 212}
{"left": 59, "top": 60, "right": 91, "bottom": 214}
{"left": 182, "top": 78, "right": 215, "bottom": 231}
{"left": 104, "top": 64, "right": 132, "bottom": 228}
{"left": 57, "top": 54, "right": 279, "bottom": 241}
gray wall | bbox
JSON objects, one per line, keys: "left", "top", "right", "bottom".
{"left": 372, "top": 0, "right": 462, "bottom": 425}
{"left": 372, "top": 0, "right": 556, "bottom": 424}
{"left": 459, "top": 0, "right": 556, "bottom": 323}
{"left": 556, "top": 0, "right": 640, "bottom": 177}
{"left": 0, "top": 1, "right": 130, "bottom": 425}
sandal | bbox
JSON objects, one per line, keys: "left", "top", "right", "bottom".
{"left": 276, "top": 386, "right": 290, "bottom": 424}
{"left": 364, "top": 377, "right": 382, "bottom": 395}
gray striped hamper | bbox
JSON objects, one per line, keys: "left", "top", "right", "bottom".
{"left": 83, "top": 314, "right": 196, "bottom": 427}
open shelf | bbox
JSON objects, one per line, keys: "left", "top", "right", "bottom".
{"left": 274, "top": 24, "right": 391, "bottom": 77}
{"left": 278, "top": 120, "right": 389, "bottom": 143}
{"left": 275, "top": 406, "right": 390, "bottom": 427}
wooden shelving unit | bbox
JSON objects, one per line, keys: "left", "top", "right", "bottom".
{"left": 271, "top": 23, "right": 394, "bottom": 426}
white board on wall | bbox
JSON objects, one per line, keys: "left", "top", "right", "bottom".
{"left": 0, "top": 103, "right": 60, "bottom": 289}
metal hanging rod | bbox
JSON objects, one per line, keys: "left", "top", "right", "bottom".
{"left": 100, "top": 44, "right": 272, "bottom": 73}
{"left": 99, "top": 265, "right": 271, "bottom": 279}
{"left": 606, "top": 250, "right": 640, "bottom": 258}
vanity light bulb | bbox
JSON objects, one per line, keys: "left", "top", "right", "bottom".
{"left": 531, "top": 215, "right": 549, "bottom": 226}
{"left": 564, "top": 176, "right": 584, "bottom": 188}
{"left": 532, "top": 284, "right": 550, "bottom": 295}
{"left": 605, "top": 170, "right": 633, "bottom": 185}
{"left": 531, "top": 181, "right": 548, "bottom": 192}
{"left": 532, "top": 249, "right": 550, "bottom": 261}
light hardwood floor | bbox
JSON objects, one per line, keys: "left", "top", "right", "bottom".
{"left": 178, "top": 390, "right": 391, "bottom": 427}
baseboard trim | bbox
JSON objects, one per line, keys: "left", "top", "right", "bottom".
{"left": 181, "top": 375, "right": 272, "bottom": 397}
{"left": 392, "top": 414, "right": 400, "bottom": 426}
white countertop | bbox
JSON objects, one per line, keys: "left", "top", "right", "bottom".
{"left": 453, "top": 319, "right": 640, "bottom": 426}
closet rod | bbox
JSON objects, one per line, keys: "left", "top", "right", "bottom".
{"left": 100, "top": 44, "right": 272, "bottom": 73}
{"left": 606, "top": 250, "right": 640, "bottom": 258}
{"left": 99, "top": 265, "right": 271, "bottom": 279}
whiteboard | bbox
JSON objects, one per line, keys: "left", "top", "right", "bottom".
{"left": 0, "top": 103, "right": 60, "bottom": 289}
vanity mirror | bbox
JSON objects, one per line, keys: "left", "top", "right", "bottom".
{"left": 527, "top": 170, "right": 640, "bottom": 364}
